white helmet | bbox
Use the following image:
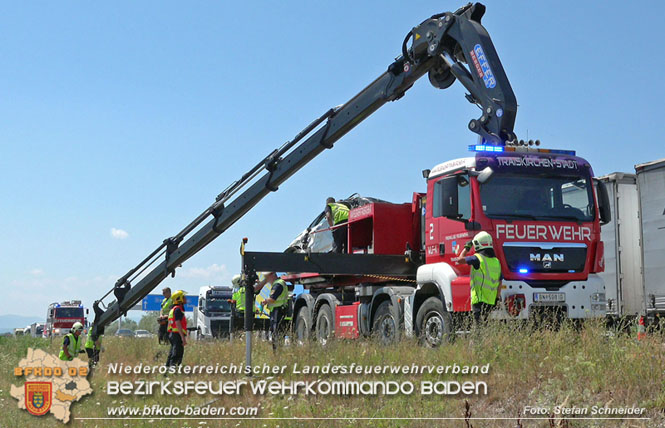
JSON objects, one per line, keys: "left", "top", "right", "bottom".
{"left": 71, "top": 322, "right": 84, "bottom": 332}
{"left": 472, "top": 231, "right": 493, "bottom": 251}
{"left": 231, "top": 274, "right": 241, "bottom": 287}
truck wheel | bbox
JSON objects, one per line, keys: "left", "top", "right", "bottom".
{"left": 372, "top": 301, "right": 399, "bottom": 345}
{"left": 416, "top": 297, "right": 452, "bottom": 347}
{"left": 294, "top": 308, "right": 312, "bottom": 345}
{"left": 316, "top": 304, "right": 333, "bottom": 346}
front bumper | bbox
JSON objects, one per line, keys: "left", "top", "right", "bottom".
{"left": 492, "top": 274, "right": 607, "bottom": 319}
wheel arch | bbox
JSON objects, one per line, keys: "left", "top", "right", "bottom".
{"left": 369, "top": 286, "right": 415, "bottom": 326}
{"left": 314, "top": 293, "right": 340, "bottom": 334}
{"left": 293, "top": 293, "right": 315, "bottom": 332}
{"left": 369, "top": 288, "right": 400, "bottom": 329}
{"left": 414, "top": 262, "right": 457, "bottom": 317}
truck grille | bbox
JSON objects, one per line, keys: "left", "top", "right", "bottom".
{"left": 210, "top": 320, "right": 230, "bottom": 337}
{"left": 503, "top": 244, "right": 586, "bottom": 273}
{"left": 524, "top": 280, "right": 570, "bottom": 290}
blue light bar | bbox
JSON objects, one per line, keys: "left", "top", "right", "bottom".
{"left": 468, "top": 144, "right": 504, "bottom": 153}
{"left": 518, "top": 268, "right": 529, "bottom": 274}
{"left": 475, "top": 145, "right": 577, "bottom": 156}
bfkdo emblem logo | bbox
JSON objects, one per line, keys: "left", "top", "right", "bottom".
{"left": 25, "top": 382, "right": 52, "bottom": 416}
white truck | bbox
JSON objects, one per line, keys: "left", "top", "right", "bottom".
{"left": 193, "top": 286, "right": 234, "bottom": 339}
{"left": 598, "top": 158, "right": 665, "bottom": 327}
{"left": 23, "top": 323, "right": 44, "bottom": 337}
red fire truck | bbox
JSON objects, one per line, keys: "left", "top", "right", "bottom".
{"left": 242, "top": 144, "right": 611, "bottom": 346}
{"left": 44, "top": 301, "right": 87, "bottom": 337}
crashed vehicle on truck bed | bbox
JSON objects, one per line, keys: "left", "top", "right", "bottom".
{"left": 285, "top": 194, "right": 389, "bottom": 253}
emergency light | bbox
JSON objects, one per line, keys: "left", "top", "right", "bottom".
{"left": 468, "top": 145, "right": 576, "bottom": 156}
{"left": 518, "top": 268, "right": 529, "bottom": 274}
{"left": 468, "top": 144, "right": 504, "bottom": 152}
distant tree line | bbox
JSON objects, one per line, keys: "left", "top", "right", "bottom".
{"left": 103, "top": 312, "right": 192, "bottom": 336}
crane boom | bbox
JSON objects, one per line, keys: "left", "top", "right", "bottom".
{"left": 91, "top": 2, "right": 517, "bottom": 335}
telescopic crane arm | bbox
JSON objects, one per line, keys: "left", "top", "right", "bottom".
{"left": 91, "top": 2, "right": 517, "bottom": 335}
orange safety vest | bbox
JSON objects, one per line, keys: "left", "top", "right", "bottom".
{"left": 167, "top": 304, "right": 187, "bottom": 334}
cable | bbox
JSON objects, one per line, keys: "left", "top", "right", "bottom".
{"left": 401, "top": 30, "right": 413, "bottom": 64}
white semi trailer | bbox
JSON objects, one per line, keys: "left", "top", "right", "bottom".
{"left": 636, "top": 159, "right": 665, "bottom": 322}
{"left": 598, "top": 158, "right": 665, "bottom": 326}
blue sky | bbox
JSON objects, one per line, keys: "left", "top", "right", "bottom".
{"left": 1, "top": 1, "right": 663, "bottom": 319}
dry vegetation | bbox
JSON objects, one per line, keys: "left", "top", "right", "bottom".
{"left": 1, "top": 320, "right": 663, "bottom": 428}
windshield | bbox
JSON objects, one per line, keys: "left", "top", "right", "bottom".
{"left": 479, "top": 174, "right": 595, "bottom": 222}
{"left": 308, "top": 212, "right": 327, "bottom": 230}
{"left": 205, "top": 298, "right": 231, "bottom": 313}
{"left": 55, "top": 308, "right": 84, "bottom": 318}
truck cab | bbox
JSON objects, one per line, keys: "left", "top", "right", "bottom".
{"left": 193, "top": 286, "right": 234, "bottom": 338}
{"left": 24, "top": 323, "right": 44, "bottom": 337}
{"left": 45, "top": 301, "right": 87, "bottom": 337}
{"left": 417, "top": 145, "right": 610, "bottom": 323}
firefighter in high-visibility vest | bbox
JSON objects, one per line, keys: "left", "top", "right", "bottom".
{"left": 325, "top": 197, "right": 349, "bottom": 253}
{"left": 165, "top": 290, "right": 188, "bottom": 367}
{"left": 456, "top": 231, "right": 502, "bottom": 323}
{"left": 231, "top": 274, "right": 245, "bottom": 312}
{"left": 158, "top": 287, "right": 173, "bottom": 345}
{"left": 84, "top": 323, "right": 103, "bottom": 368}
{"left": 258, "top": 272, "right": 289, "bottom": 351}
{"left": 59, "top": 322, "right": 85, "bottom": 361}
{"left": 233, "top": 273, "right": 264, "bottom": 314}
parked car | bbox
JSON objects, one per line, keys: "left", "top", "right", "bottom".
{"left": 115, "top": 329, "right": 135, "bottom": 337}
{"left": 285, "top": 194, "right": 388, "bottom": 253}
{"left": 134, "top": 329, "right": 154, "bottom": 338}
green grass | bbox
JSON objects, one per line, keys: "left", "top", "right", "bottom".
{"left": 1, "top": 322, "right": 663, "bottom": 428}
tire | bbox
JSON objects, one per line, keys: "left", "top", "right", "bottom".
{"left": 415, "top": 296, "right": 453, "bottom": 347}
{"left": 294, "top": 307, "right": 313, "bottom": 345}
{"left": 315, "top": 304, "right": 334, "bottom": 345}
{"left": 372, "top": 301, "right": 399, "bottom": 345}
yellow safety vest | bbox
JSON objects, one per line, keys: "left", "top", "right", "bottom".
{"left": 235, "top": 272, "right": 263, "bottom": 312}
{"left": 234, "top": 287, "right": 246, "bottom": 312}
{"left": 59, "top": 333, "right": 81, "bottom": 361}
{"left": 267, "top": 279, "right": 288, "bottom": 309}
{"left": 328, "top": 203, "right": 349, "bottom": 225}
{"left": 161, "top": 297, "right": 173, "bottom": 316}
{"left": 84, "top": 326, "right": 102, "bottom": 350}
{"left": 470, "top": 253, "right": 501, "bottom": 305}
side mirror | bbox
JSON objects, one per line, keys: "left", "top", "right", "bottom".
{"left": 594, "top": 179, "right": 611, "bottom": 225}
{"left": 477, "top": 167, "right": 494, "bottom": 184}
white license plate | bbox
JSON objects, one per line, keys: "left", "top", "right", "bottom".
{"left": 533, "top": 292, "right": 565, "bottom": 302}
